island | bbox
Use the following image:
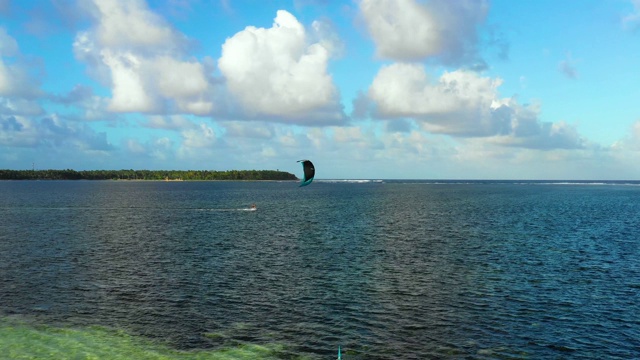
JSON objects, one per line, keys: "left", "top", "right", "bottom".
{"left": 0, "top": 169, "right": 298, "bottom": 181}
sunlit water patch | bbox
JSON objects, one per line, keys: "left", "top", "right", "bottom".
{"left": 1, "top": 181, "right": 639, "bottom": 359}
{"left": 0, "top": 316, "right": 302, "bottom": 359}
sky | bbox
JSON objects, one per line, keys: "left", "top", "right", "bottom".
{"left": 1, "top": 0, "right": 640, "bottom": 179}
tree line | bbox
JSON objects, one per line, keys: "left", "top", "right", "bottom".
{"left": 0, "top": 169, "right": 298, "bottom": 181}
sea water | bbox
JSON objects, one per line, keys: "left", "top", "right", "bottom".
{"left": 0, "top": 180, "right": 639, "bottom": 359}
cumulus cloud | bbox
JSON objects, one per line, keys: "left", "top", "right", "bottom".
{"left": 74, "top": 3, "right": 345, "bottom": 123}
{"left": 74, "top": 0, "right": 215, "bottom": 114}
{"left": 0, "top": 116, "right": 32, "bottom": 146}
{"left": 0, "top": 27, "right": 45, "bottom": 129}
{"left": 218, "top": 10, "right": 345, "bottom": 124}
{"left": 50, "top": 85, "right": 113, "bottom": 121}
{"left": 123, "top": 136, "right": 173, "bottom": 162}
{"left": 310, "top": 17, "right": 345, "bottom": 58}
{"left": 611, "top": 120, "right": 640, "bottom": 151}
{"left": 386, "top": 118, "right": 414, "bottom": 133}
{"left": 0, "top": 25, "right": 117, "bottom": 161}
{"left": 143, "top": 115, "right": 198, "bottom": 130}
{"left": 334, "top": 127, "right": 385, "bottom": 154}
{"left": 0, "top": 59, "right": 42, "bottom": 98}
{"left": 151, "top": 137, "right": 173, "bottom": 159}
{"left": 176, "top": 123, "right": 218, "bottom": 161}
{"left": 369, "top": 63, "right": 504, "bottom": 135}
{"left": 81, "top": 0, "right": 188, "bottom": 53}
{"left": 0, "top": 114, "right": 113, "bottom": 151}
{"left": 222, "top": 121, "right": 274, "bottom": 139}
{"left": 0, "top": 97, "right": 44, "bottom": 116}
{"left": 490, "top": 119, "right": 585, "bottom": 150}
{"left": 359, "top": 0, "right": 489, "bottom": 66}
{"left": 378, "top": 130, "right": 449, "bottom": 162}
{"left": 0, "top": 27, "right": 42, "bottom": 98}
{"left": 366, "top": 63, "right": 584, "bottom": 150}
{"left": 181, "top": 122, "right": 216, "bottom": 149}
{"left": 54, "top": 84, "right": 94, "bottom": 105}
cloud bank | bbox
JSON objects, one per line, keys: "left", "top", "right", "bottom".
{"left": 365, "top": 63, "right": 584, "bottom": 150}
{"left": 354, "top": 0, "right": 586, "bottom": 154}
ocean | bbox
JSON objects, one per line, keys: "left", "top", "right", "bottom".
{"left": 0, "top": 180, "right": 639, "bottom": 359}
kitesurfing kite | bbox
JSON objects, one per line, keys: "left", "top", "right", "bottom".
{"left": 297, "top": 159, "right": 315, "bottom": 187}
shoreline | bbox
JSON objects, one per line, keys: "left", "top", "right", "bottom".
{"left": 0, "top": 169, "right": 298, "bottom": 181}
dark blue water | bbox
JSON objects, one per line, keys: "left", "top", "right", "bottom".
{"left": 1, "top": 180, "right": 639, "bottom": 359}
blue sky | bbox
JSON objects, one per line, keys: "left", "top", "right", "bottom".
{"left": 1, "top": 0, "right": 640, "bottom": 179}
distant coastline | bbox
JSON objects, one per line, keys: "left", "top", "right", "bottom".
{"left": 0, "top": 169, "right": 298, "bottom": 181}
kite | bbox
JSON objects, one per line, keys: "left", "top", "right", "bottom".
{"left": 297, "top": 160, "right": 315, "bottom": 187}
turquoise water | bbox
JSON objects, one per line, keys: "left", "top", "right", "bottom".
{"left": 1, "top": 180, "right": 639, "bottom": 359}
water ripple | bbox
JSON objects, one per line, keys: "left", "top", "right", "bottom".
{"left": 1, "top": 181, "right": 639, "bottom": 358}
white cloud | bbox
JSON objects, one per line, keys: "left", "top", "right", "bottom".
{"left": 123, "top": 136, "right": 173, "bottom": 161}
{"left": 151, "top": 137, "right": 173, "bottom": 160}
{"left": 0, "top": 114, "right": 113, "bottom": 151}
{"left": 75, "top": 4, "right": 344, "bottom": 122}
{"left": 0, "top": 60, "right": 40, "bottom": 98}
{"left": 573, "top": 121, "right": 640, "bottom": 179}
{"left": 0, "top": 26, "right": 115, "bottom": 159}
{"left": 369, "top": 63, "right": 503, "bottom": 135}
{"left": 359, "top": 0, "right": 489, "bottom": 65}
{"left": 148, "top": 56, "right": 213, "bottom": 114}
{"left": 277, "top": 130, "right": 302, "bottom": 148}
{"left": 332, "top": 126, "right": 385, "bottom": 155}
{"left": 144, "top": 115, "right": 198, "bottom": 130}
{"left": 73, "top": 31, "right": 111, "bottom": 84}
{"left": 612, "top": 120, "right": 640, "bottom": 151}
{"left": 125, "top": 138, "right": 146, "bottom": 154}
{"left": 218, "top": 10, "right": 345, "bottom": 124}
{"left": 367, "top": 63, "right": 585, "bottom": 150}
{"left": 74, "top": 0, "right": 215, "bottom": 114}
{"left": 386, "top": 118, "right": 414, "bottom": 133}
{"left": 181, "top": 122, "right": 216, "bottom": 149}
{"left": 0, "top": 97, "right": 44, "bottom": 116}
{"left": 359, "top": 0, "right": 439, "bottom": 60}
{"left": 102, "top": 50, "right": 157, "bottom": 112}
{"left": 56, "top": 85, "right": 111, "bottom": 121}
{"left": 333, "top": 126, "right": 364, "bottom": 143}
{"left": 222, "top": 121, "right": 274, "bottom": 139}
{"left": 86, "top": 0, "right": 187, "bottom": 53}
{"left": 0, "top": 115, "right": 36, "bottom": 147}
{"left": 0, "top": 27, "right": 41, "bottom": 98}
{"left": 310, "top": 18, "right": 345, "bottom": 58}
{"left": 176, "top": 123, "right": 217, "bottom": 161}
{"left": 490, "top": 119, "right": 585, "bottom": 150}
